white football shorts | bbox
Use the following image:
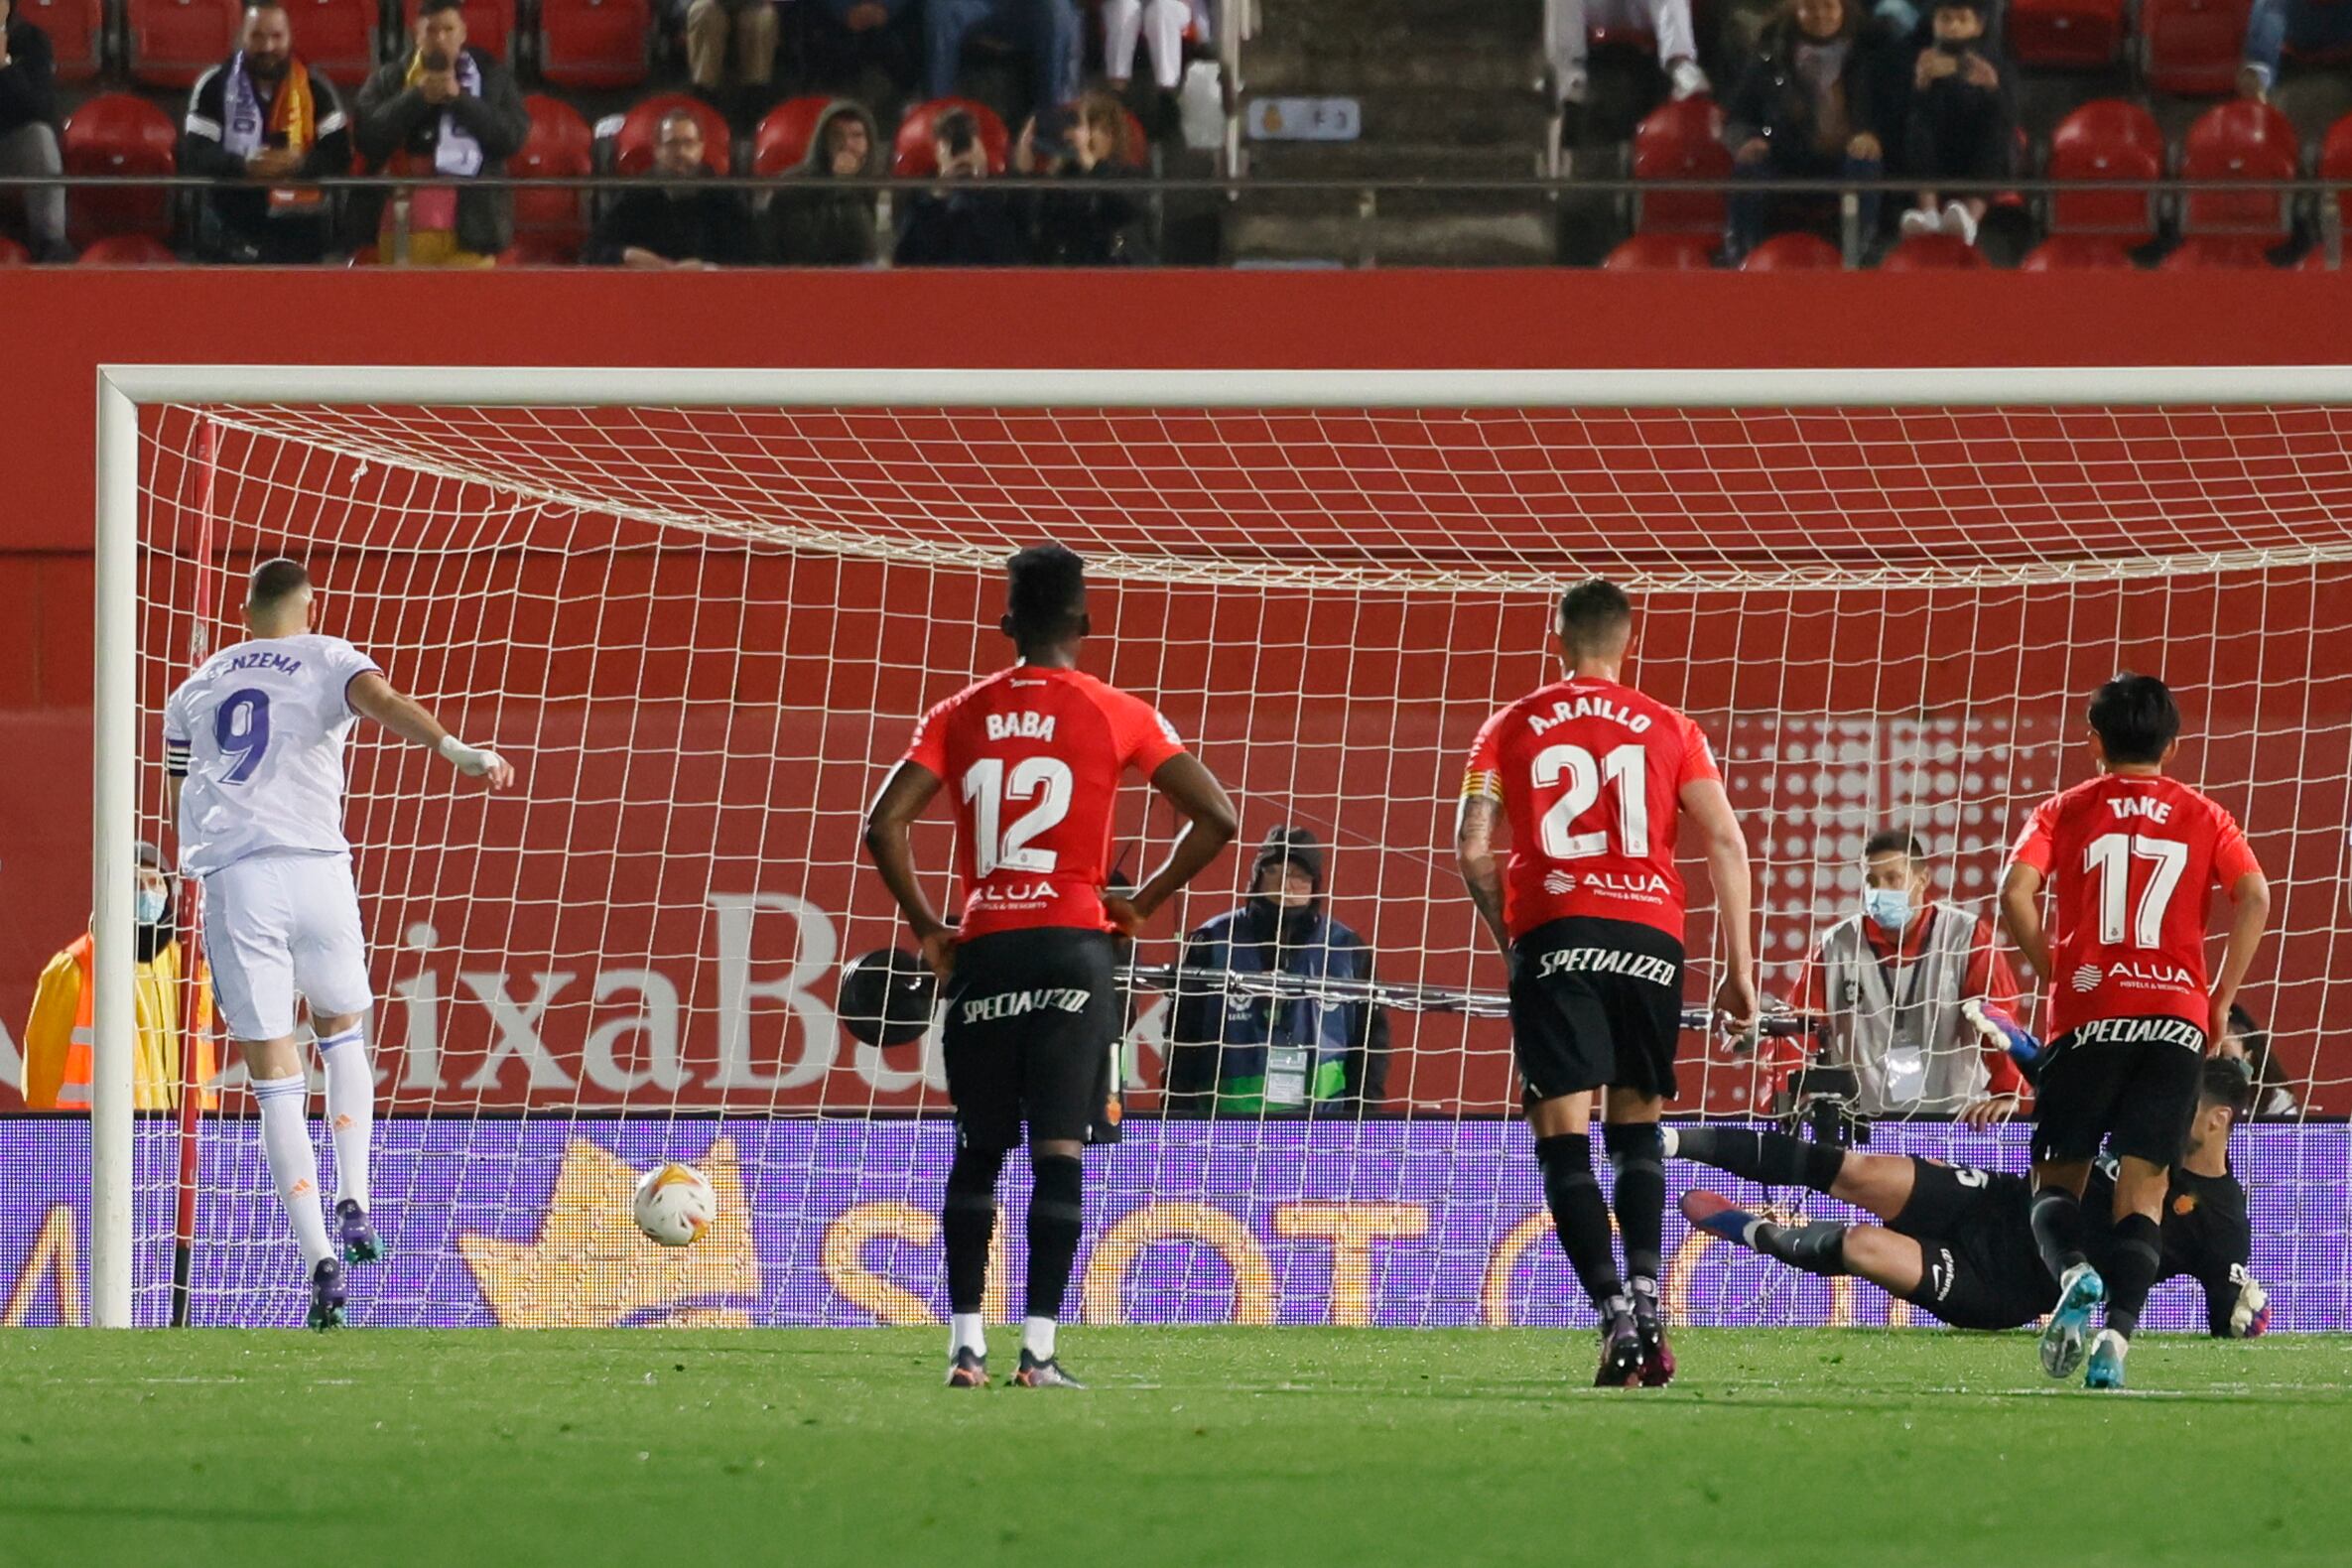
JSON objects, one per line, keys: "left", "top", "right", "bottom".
{"left": 203, "top": 852, "right": 373, "bottom": 1042}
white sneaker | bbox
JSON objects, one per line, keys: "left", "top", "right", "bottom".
{"left": 1899, "top": 206, "right": 1941, "bottom": 238}
{"left": 1668, "top": 60, "right": 1710, "bottom": 100}
{"left": 1940, "top": 200, "right": 1979, "bottom": 245}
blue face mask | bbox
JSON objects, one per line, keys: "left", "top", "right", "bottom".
{"left": 137, "top": 885, "right": 169, "bottom": 926}
{"left": 1863, "top": 886, "right": 1911, "bottom": 934}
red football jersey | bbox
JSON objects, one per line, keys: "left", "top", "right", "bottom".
{"left": 903, "top": 664, "right": 1186, "bottom": 938}
{"left": 2007, "top": 773, "right": 2262, "bottom": 1037}
{"left": 1462, "top": 675, "right": 1722, "bottom": 942}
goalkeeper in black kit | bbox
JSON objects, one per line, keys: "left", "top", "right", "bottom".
{"left": 1674, "top": 1054, "right": 2269, "bottom": 1338}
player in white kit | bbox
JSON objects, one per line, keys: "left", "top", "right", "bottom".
{"left": 163, "top": 559, "right": 514, "bottom": 1328}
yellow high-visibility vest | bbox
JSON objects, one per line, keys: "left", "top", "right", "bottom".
{"left": 21, "top": 935, "right": 218, "bottom": 1111}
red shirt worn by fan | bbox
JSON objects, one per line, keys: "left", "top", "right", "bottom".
{"left": 903, "top": 664, "right": 1186, "bottom": 938}
{"left": 2007, "top": 773, "right": 2262, "bottom": 1038}
{"left": 1462, "top": 675, "right": 1722, "bottom": 943}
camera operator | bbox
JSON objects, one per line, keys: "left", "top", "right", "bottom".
{"left": 1776, "top": 830, "right": 2025, "bottom": 1127}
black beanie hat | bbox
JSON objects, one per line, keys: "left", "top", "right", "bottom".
{"left": 1250, "top": 825, "right": 1323, "bottom": 893}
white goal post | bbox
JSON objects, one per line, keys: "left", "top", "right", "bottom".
{"left": 89, "top": 362, "right": 2352, "bottom": 1331}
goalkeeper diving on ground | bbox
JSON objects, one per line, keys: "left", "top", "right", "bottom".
{"left": 1674, "top": 1051, "right": 2270, "bottom": 1340}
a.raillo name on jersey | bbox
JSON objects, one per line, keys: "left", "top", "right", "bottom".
{"left": 961, "top": 986, "right": 1094, "bottom": 1024}
{"left": 1526, "top": 694, "right": 1654, "bottom": 736}
{"left": 1534, "top": 945, "right": 1679, "bottom": 987}
{"left": 984, "top": 712, "right": 1057, "bottom": 742}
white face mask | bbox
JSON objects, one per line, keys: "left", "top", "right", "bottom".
{"left": 1863, "top": 886, "right": 1911, "bottom": 934}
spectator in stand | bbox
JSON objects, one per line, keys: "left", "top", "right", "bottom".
{"left": 182, "top": 2, "right": 353, "bottom": 264}
{"left": 1164, "top": 828, "right": 1389, "bottom": 1116}
{"left": 800, "top": 0, "right": 921, "bottom": 98}
{"left": 21, "top": 843, "right": 217, "bottom": 1112}
{"left": 2240, "top": 0, "right": 2352, "bottom": 100}
{"left": 1018, "top": 92, "right": 1149, "bottom": 264}
{"left": 354, "top": 0, "right": 529, "bottom": 267}
{"left": 925, "top": 0, "right": 1080, "bottom": 119}
{"left": 585, "top": 107, "right": 750, "bottom": 267}
{"left": 0, "top": 0, "right": 67, "bottom": 262}
{"left": 1723, "top": 0, "right": 1901, "bottom": 261}
{"left": 1771, "top": 830, "right": 2025, "bottom": 1123}
{"left": 1548, "top": 0, "right": 1709, "bottom": 106}
{"left": 765, "top": 98, "right": 880, "bottom": 264}
{"left": 1895, "top": 0, "right": 2011, "bottom": 247}
{"left": 893, "top": 105, "right": 1023, "bottom": 264}
{"left": 684, "top": 0, "right": 777, "bottom": 110}
{"left": 1103, "top": 0, "right": 1208, "bottom": 102}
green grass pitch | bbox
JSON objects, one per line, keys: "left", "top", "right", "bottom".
{"left": 3, "top": 1328, "right": 2347, "bottom": 1567}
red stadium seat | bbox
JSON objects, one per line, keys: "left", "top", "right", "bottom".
{"left": 1740, "top": 231, "right": 1841, "bottom": 270}
{"left": 497, "top": 236, "right": 578, "bottom": 265}
{"left": 62, "top": 92, "right": 180, "bottom": 248}
{"left": 1632, "top": 96, "right": 1732, "bottom": 234}
{"left": 2320, "top": 112, "right": 2352, "bottom": 235}
{"left": 610, "top": 93, "right": 731, "bottom": 176}
{"left": 2045, "top": 99, "right": 2162, "bottom": 243}
{"left": 2179, "top": 100, "right": 2297, "bottom": 235}
{"left": 538, "top": 0, "right": 653, "bottom": 89}
{"left": 279, "top": 0, "right": 380, "bottom": 86}
{"left": 0, "top": 236, "right": 29, "bottom": 265}
{"left": 1879, "top": 232, "right": 1987, "bottom": 269}
{"left": 2005, "top": 0, "right": 2127, "bottom": 68}
{"left": 78, "top": 233, "right": 180, "bottom": 264}
{"left": 400, "top": 0, "right": 519, "bottom": 65}
{"left": 2021, "top": 234, "right": 2139, "bottom": 269}
{"left": 513, "top": 94, "right": 595, "bottom": 251}
{"left": 20, "top": 0, "right": 107, "bottom": 82}
{"left": 2141, "top": 0, "right": 2254, "bottom": 95}
{"left": 2159, "top": 234, "right": 2279, "bottom": 268}
{"left": 752, "top": 95, "right": 838, "bottom": 177}
{"left": 891, "top": 97, "right": 1010, "bottom": 177}
{"left": 127, "top": 0, "right": 243, "bottom": 87}
{"left": 1601, "top": 231, "right": 1716, "bottom": 269}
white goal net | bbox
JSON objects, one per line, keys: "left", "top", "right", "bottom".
{"left": 89, "top": 368, "right": 2352, "bottom": 1334}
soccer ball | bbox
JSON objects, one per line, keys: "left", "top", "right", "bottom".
{"left": 632, "top": 1162, "right": 715, "bottom": 1246}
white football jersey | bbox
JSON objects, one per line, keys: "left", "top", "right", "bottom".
{"left": 164, "top": 633, "right": 382, "bottom": 875}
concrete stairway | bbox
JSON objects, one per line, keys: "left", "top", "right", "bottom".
{"left": 1226, "top": 0, "right": 1557, "bottom": 266}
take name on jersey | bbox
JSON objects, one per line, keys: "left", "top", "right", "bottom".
{"left": 1463, "top": 675, "right": 1720, "bottom": 941}
{"left": 2008, "top": 772, "right": 2261, "bottom": 1036}
{"left": 902, "top": 664, "right": 1186, "bottom": 938}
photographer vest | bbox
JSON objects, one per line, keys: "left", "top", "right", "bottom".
{"left": 1816, "top": 903, "right": 1988, "bottom": 1115}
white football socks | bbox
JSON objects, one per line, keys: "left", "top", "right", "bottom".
{"left": 318, "top": 1025, "right": 373, "bottom": 1209}
{"left": 253, "top": 1074, "right": 333, "bottom": 1268}
{"left": 1022, "top": 1316, "right": 1057, "bottom": 1362}
{"left": 951, "top": 1313, "right": 986, "bottom": 1360}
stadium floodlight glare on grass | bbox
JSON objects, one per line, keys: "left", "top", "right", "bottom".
{"left": 88, "top": 363, "right": 2352, "bottom": 1332}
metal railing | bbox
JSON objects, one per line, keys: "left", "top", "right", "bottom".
{"left": 2, "top": 172, "right": 2342, "bottom": 268}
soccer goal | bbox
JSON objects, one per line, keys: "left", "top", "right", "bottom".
{"left": 88, "top": 365, "right": 2352, "bottom": 1333}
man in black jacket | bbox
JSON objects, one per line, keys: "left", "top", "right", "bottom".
{"left": 354, "top": 0, "right": 528, "bottom": 265}
{"left": 182, "top": 2, "right": 353, "bottom": 263}
{"left": 893, "top": 107, "right": 1022, "bottom": 266}
{"left": 765, "top": 98, "right": 878, "bottom": 266}
{"left": 585, "top": 108, "right": 750, "bottom": 268}
{"left": 0, "top": 0, "right": 67, "bottom": 260}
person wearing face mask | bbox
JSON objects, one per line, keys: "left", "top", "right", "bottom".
{"left": 1163, "top": 826, "right": 1390, "bottom": 1115}
{"left": 1779, "top": 829, "right": 2024, "bottom": 1124}
{"left": 21, "top": 843, "right": 218, "bottom": 1112}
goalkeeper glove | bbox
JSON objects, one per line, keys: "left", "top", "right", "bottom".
{"left": 1963, "top": 999, "right": 2044, "bottom": 1086}
{"left": 437, "top": 734, "right": 507, "bottom": 778}
{"left": 2227, "top": 1265, "right": 2271, "bottom": 1338}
